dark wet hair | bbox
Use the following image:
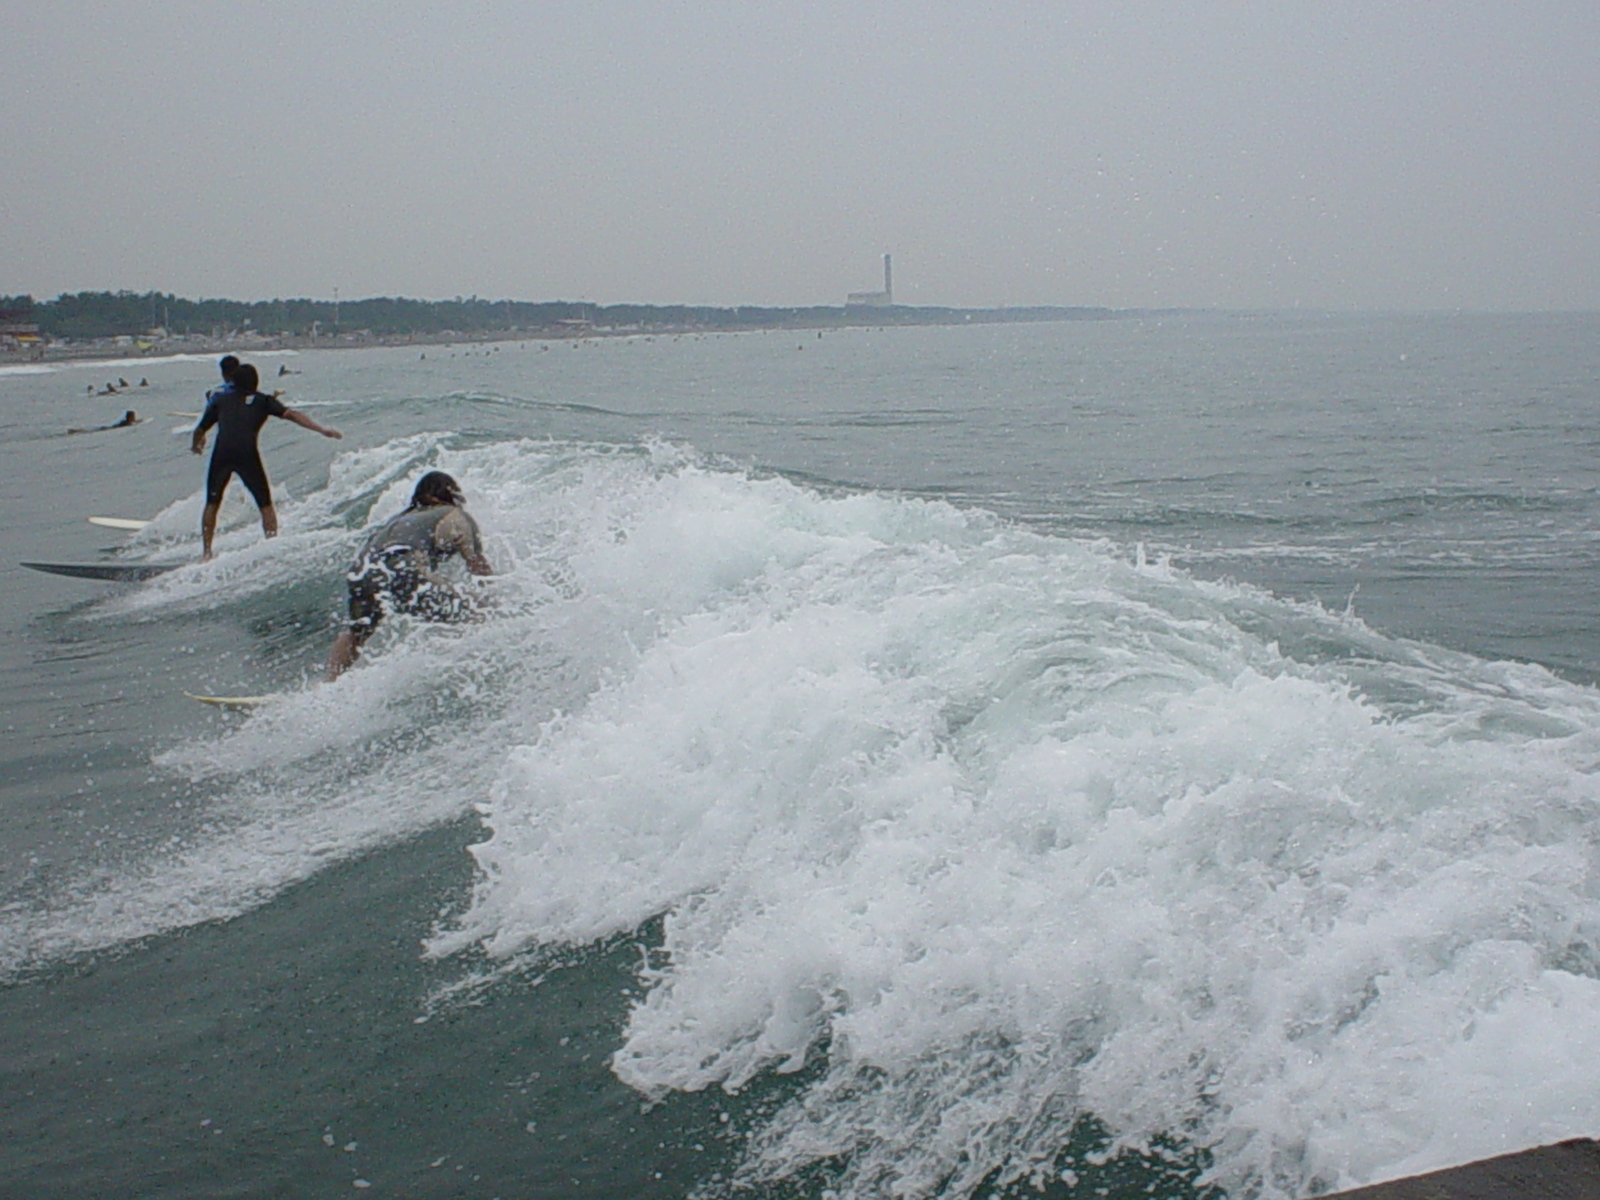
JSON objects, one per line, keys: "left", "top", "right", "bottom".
{"left": 232, "top": 363, "right": 260, "bottom": 394}
{"left": 410, "top": 470, "right": 464, "bottom": 508}
{"left": 219, "top": 355, "right": 240, "bottom": 380}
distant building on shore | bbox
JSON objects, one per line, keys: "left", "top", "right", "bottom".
{"left": 0, "top": 309, "right": 42, "bottom": 342}
{"left": 0, "top": 309, "right": 43, "bottom": 356}
{"left": 846, "top": 254, "right": 893, "bottom": 308}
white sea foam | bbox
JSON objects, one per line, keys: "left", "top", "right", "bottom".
{"left": 420, "top": 446, "right": 1600, "bottom": 1199}
{"left": 9, "top": 433, "right": 1600, "bottom": 1198}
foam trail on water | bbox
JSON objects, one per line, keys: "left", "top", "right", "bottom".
{"left": 430, "top": 457, "right": 1600, "bottom": 1199}
{"left": 0, "top": 434, "right": 622, "bottom": 975}
{"left": 91, "top": 432, "right": 467, "bottom": 616}
{"left": 1, "top": 437, "right": 837, "bottom": 978}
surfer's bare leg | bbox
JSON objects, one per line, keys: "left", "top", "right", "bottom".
{"left": 326, "top": 628, "right": 369, "bottom": 681}
{"left": 326, "top": 630, "right": 356, "bottom": 680}
{"left": 260, "top": 503, "right": 278, "bottom": 539}
{"left": 200, "top": 500, "right": 221, "bottom": 562}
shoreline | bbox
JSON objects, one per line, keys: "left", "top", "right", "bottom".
{"left": 0, "top": 305, "right": 1141, "bottom": 371}
{"left": 0, "top": 327, "right": 585, "bottom": 371}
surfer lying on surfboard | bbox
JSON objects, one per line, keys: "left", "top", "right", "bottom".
{"left": 326, "top": 470, "right": 493, "bottom": 681}
{"left": 67, "top": 410, "right": 142, "bottom": 434}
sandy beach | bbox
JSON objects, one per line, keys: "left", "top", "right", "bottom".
{"left": 0, "top": 326, "right": 582, "bottom": 370}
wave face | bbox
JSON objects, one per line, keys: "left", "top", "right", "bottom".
{"left": 357, "top": 439, "right": 1600, "bottom": 1199}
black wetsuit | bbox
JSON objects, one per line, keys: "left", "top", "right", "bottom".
{"left": 196, "top": 384, "right": 288, "bottom": 506}
{"left": 346, "top": 505, "right": 485, "bottom": 634}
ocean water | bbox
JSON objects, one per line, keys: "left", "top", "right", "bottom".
{"left": 2, "top": 313, "right": 1599, "bottom": 1199}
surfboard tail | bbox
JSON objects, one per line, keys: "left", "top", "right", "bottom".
{"left": 22, "top": 561, "right": 179, "bottom": 581}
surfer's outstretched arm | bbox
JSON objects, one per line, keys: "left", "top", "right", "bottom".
{"left": 281, "top": 408, "right": 342, "bottom": 440}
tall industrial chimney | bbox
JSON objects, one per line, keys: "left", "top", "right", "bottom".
{"left": 883, "top": 254, "right": 893, "bottom": 305}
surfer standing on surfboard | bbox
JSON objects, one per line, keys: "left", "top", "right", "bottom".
{"left": 190, "top": 361, "right": 341, "bottom": 561}
{"left": 326, "top": 471, "right": 493, "bottom": 680}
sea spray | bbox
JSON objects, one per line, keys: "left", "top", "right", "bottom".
{"left": 428, "top": 450, "right": 1600, "bottom": 1199}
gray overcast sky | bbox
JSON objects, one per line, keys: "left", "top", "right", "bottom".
{"left": 5, "top": 1, "right": 1597, "bottom": 311}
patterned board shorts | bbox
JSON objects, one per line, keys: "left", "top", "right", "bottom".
{"left": 346, "top": 551, "right": 477, "bottom": 634}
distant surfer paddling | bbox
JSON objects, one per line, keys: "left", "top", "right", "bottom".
{"left": 67, "top": 410, "right": 141, "bottom": 434}
{"left": 326, "top": 471, "right": 493, "bottom": 680}
{"left": 190, "top": 359, "right": 341, "bottom": 561}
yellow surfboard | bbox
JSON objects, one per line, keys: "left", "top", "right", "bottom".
{"left": 184, "top": 692, "right": 279, "bottom": 711}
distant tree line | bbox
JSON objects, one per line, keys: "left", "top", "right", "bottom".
{"left": 0, "top": 290, "right": 1120, "bottom": 341}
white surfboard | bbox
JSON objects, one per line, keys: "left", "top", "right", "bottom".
{"left": 166, "top": 411, "right": 201, "bottom": 419}
{"left": 88, "top": 517, "right": 149, "bottom": 531}
{"left": 185, "top": 692, "right": 279, "bottom": 711}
